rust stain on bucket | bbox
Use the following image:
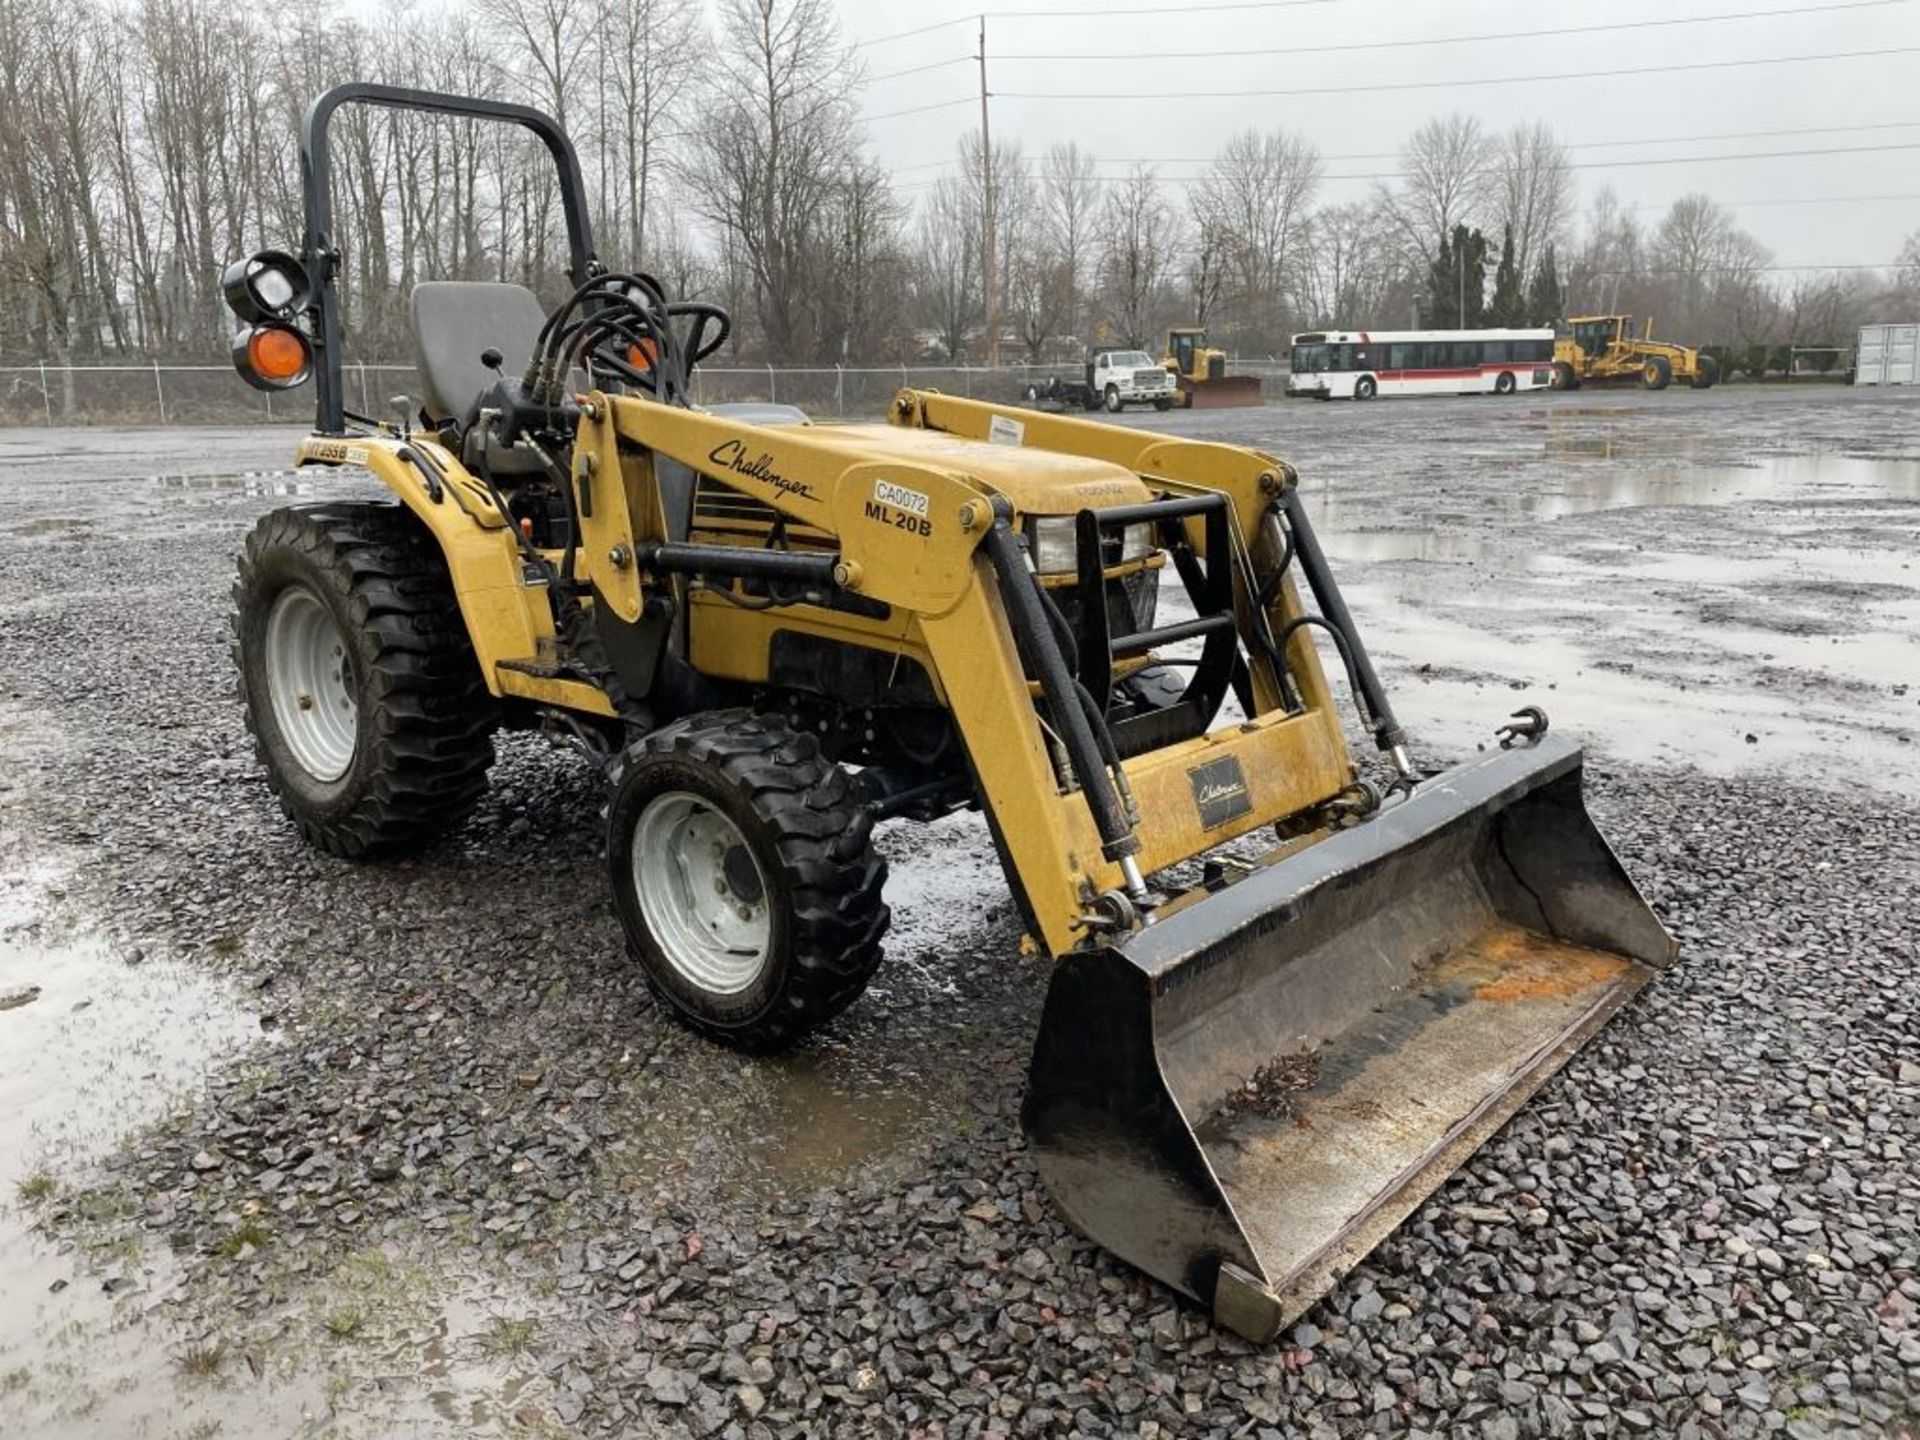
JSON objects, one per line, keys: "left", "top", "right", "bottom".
{"left": 1428, "top": 925, "right": 1634, "bottom": 1004}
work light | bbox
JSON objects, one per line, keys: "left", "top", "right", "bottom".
{"left": 230, "top": 322, "right": 314, "bottom": 391}
{"left": 221, "top": 250, "right": 311, "bottom": 324}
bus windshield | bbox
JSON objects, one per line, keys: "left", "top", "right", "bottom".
{"left": 1292, "top": 342, "right": 1349, "bottom": 373}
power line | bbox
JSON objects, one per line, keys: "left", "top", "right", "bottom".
{"left": 996, "top": 0, "right": 1912, "bottom": 62}
{"left": 868, "top": 96, "right": 980, "bottom": 122}
{"left": 867, "top": 57, "right": 972, "bottom": 84}
{"left": 853, "top": 0, "right": 1336, "bottom": 50}
{"left": 887, "top": 139, "right": 1920, "bottom": 192}
{"left": 1630, "top": 191, "right": 1920, "bottom": 210}
{"left": 995, "top": 45, "right": 1920, "bottom": 101}
{"left": 881, "top": 118, "right": 1920, "bottom": 172}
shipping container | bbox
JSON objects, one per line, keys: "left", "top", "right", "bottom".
{"left": 1855, "top": 323, "right": 1919, "bottom": 386}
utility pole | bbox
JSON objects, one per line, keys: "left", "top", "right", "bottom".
{"left": 978, "top": 15, "right": 998, "bottom": 368}
{"left": 1456, "top": 243, "right": 1465, "bottom": 330}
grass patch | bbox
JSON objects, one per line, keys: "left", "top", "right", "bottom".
{"left": 175, "top": 1343, "right": 224, "bottom": 1378}
{"left": 323, "top": 1307, "right": 364, "bottom": 1339}
{"left": 14, "top": 1172, "right": 56, "bottom": 1204}
{"left": 217, "top": 1219, "right": 273, "bottom": 1259}
{"left": 478, "top": 1316, "right": 538, "bottom": 1358}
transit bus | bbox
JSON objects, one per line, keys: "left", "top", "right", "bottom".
{"left": 1287, "top": 328, "right": 1556, "bottom": 400}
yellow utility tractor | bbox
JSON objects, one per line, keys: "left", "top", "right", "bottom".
{"left": 1162, "top": 327, "right": 1265, "bottom": 408}
{"left": 223, "top": 85, "right": 1674, "bottom": 1341}
{"left": 1552, "top": 315, "right": 1719, "bottom": 391}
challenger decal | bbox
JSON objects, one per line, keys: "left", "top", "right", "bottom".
{"left": 707, "top": 439, "right": 816, "bottom": 503}
{"left": 1188, "top": 755, "right": 1253, "bottom": 830}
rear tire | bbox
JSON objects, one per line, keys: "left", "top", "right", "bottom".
{"left": 1643, "top": 356, "right": 1672, "bottom": 390}
{"left": 1552, "top": 361, "right": 1580, "bottom": 391}
{"left": 1690, "top": 355, "right": 1720, "bottom": 390}
{"left": 232, "top": 503, "right": 496, "bottom": 857}
{"left": 607, "top": 710, "right": 889, "bottom": 1051}
{"left": 1354, "top": 376, "right": 1377, "bottom": 400}
{"left": 1494, "top": 371, "right": 1516, "bottom": 395}
{"left": 1104, "top": 384, "right": 1123, "bottom": 413}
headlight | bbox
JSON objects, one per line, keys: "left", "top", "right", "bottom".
{"left": 1026, "top": 516, "right": 1157, "bottom": 573}
{"left": 1027, "top": 516, "right": 1078, "bottom": 573}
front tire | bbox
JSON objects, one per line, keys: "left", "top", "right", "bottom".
{"left": 1690, "top": 355, "right": 1720, "bottom": 390}
{"left": 1153, "top": 397, "right": 1172, "bottom": 411}
{"left": 1643, "top": 356, "right": 1672, "bottom": 390}
{"left": 1552, "top": 361, "right": 1580, "bottom": 391}
{"left": 607, "top": 710, "right": 889, "bottom": 1050}
{"left": 233, "top": 504, "right": 495, "bottom": 857}
{"left": 1104, "top": 384, "right": 1123, "bottom": 413}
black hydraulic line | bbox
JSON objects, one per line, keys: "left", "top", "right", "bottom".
{"left": 1276, "top": 484, "right": 1405, "bottom": 750}
{"left": 1110, "top": 612, "right": 1235, "bottom": 656}
{"left": 981, "top": 504, "right": 1139, "bottom": 862}
{"left": 1274, "top": 614, "right": 1378, "bottom": 729}
{"left": 638, "top": 542, "right": 839, "bottom": 586}
{"left": 1256, "top": 500, "right": 1295, "bottom": 608}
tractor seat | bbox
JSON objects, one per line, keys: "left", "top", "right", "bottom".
{"left": 411, "top": 280, "right": 548, "bottom": 422}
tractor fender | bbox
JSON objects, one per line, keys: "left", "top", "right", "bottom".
{"left": 293, "top": 434, "right": 546, "bottom": 690}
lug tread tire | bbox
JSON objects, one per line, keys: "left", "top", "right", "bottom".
{"left": 233, "top": 502, "right": 496, "bottom": 857}
{"left": 612, "top": 709, "right": 889, "bottom": 1051}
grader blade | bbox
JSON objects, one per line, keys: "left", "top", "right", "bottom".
{"left": 1022, "top": 733, "right": 1675, "bottom": 1341}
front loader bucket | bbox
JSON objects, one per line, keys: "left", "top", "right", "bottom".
{"left": 1023, "top": 733, "right": 1675, "bottom": 1340}
{"left": 1184, "top": 376, "right": 1266, "bottom": 408}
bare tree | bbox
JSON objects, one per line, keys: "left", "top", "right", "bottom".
{"left": 1190, "top": 128, "right": 1320, "bottom": 347}
{"left": 1376, "top": 113, "right": 1494, "bottom": 269}
{"left": 959, "top": 129, "right": 1032, "bottom": 355}
{"left": 1039, "top": 142, "right": 1098, "bottom": 346}
{"left": 474, "top": 0, "right": 587, "bottom": 133}
{"left": 1494, "top": 122, "right": 1572, "bottom": 282}
{"left": 1096, "top": 166, "right": 1174, "bottom": 347}
{"left": 1299, "top": 201, "right": 1399, "bottom": 329}
{"left": 688, "top": 0, "right": 861, "bottom": 361}
{"left": 1648, "top": 193, "right": 1770, "bottom": 337}
{"left": 916, "top": 176, "right": 978, "bottom": 360}
{"left": 596, "top": 0, "right": 700, "bottom": 261}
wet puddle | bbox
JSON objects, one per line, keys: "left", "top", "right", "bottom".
{"left": 1519, "top": 452, "right": 1920, "bottom": 519}
{"left": 152, "top": 470, "right": 315, "bottom": 497}
{"left": 0, "top": 860, "right": 266, "bottom": 1438}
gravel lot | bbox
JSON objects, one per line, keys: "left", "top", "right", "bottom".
{"left": 1, "top": 386, "right": 1917, "bottom": 1439}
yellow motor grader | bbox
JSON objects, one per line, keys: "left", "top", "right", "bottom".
{"left": 1553, "top": 315, "right": 1719, "bottom": 391}
{"left": 221, "top": 84, "right": 1675, "bottom": 1341}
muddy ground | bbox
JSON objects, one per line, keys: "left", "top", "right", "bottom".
{"left": 0, "top": 385, "right": 1916, "bottom": 1438}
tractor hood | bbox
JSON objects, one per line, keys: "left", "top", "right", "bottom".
{"left": 819, "top": 422, "right": 1155, "bottom": 515}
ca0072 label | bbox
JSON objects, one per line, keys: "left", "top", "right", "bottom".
{"left": 865, "top": 479, "right": 932, "bottom": 536}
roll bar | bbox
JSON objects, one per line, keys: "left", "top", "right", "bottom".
{"left": 298, "top": 83, "right": 599, "bottom": 434}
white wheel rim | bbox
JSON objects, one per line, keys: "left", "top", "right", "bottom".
{"left": 632, "top": 791, "right": 771, "bottom": 994}
{"left": 264, "top": 586, "right": 357, "bottom": 783}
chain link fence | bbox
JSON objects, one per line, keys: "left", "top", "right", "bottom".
{"left": 0, "top": 360, "right": 1292, "bottom": 427}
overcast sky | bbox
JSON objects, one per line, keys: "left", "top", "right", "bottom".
{"left": 829, "top": 0, "right": 1920, "bottom": 271}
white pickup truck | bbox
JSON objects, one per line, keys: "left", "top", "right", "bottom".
{"left": 1021, "top": 349, "right": 1178, "bottom": 413}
